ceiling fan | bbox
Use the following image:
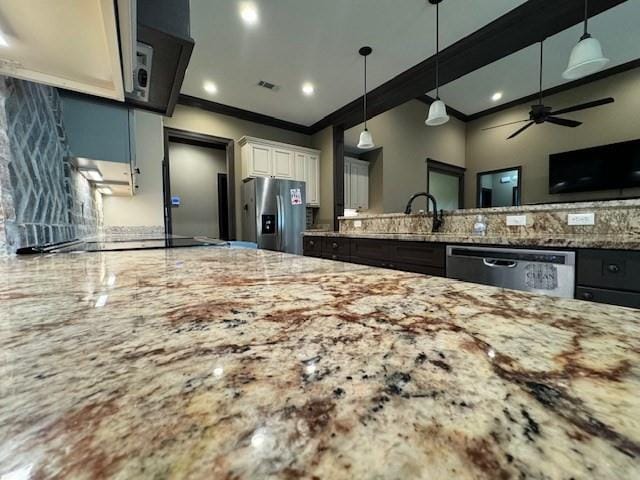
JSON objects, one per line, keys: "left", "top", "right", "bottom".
{"left": 483, "top": 40, "right": 614, "bottom": 140}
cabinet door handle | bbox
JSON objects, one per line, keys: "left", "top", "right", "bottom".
{"left": 331, "top": 254, "right": 338, "bottom": 260}
{"left": 332, "top": 242, "right": 338, "bottom": 249}
{"left": 582, "top": 292, "right": 594, "bottom": 301}
{"left": 309, "top": 240, "right": 315, "bottom": 247}
{"left": 607, "top": 264, "right": 620, "bottom": 274}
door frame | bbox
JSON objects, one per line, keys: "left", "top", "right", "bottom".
{"left": 475, "top": 165, "right": 522, "bottom": 208}
{"left": 163, "top": 127, "right": 236, "bottom": 239}
{"left": 426, "top": 158, "right": 466, "bottom": 209}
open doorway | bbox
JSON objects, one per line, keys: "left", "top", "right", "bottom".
{"left": 162, "top": 128, "right": 235, "bottom": 240}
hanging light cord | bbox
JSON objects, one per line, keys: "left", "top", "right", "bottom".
{"left": 539, "top": 41, "right": 543, "bottom": 105}
{"left": 582, "top": 0, "right": 590, "bottom": 39}
{"left": 435, "top": 1, "right": 440, "bottom": 99}
{"left": 363, "top": 54, "right": 367, "bottom": 129}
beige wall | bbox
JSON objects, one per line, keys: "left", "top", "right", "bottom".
{"left": 360, "top": 148, "right": 384, "bottom": 213}
{"left": 345, "top": 99, "right": 467, "bottom": 213}
{"left": 164, "top": 105, "right": 312, "bottom": 237}
{"left": 465, "top": 68, "right": 640, "bottom": 207}
{"left": 168, "top": 142, "right": 227, "bottom": 238}
{"left": 103, "top": 110, "right": 165, "bottom": 228}
{"left": 310, "top": 126, "right": 333, "bottom": 226}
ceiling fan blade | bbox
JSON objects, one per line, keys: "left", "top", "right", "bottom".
{"left": 546, "top": 116, "right": 582, "bottom": 127}
{"left": 551, "top": 97, "right": 614, "bottom": 116}
{"left": 482, "top": 119, "right": 530, "bottom": 131}
{"left": 507, "top": 122, "right": 534, "bottom": 139}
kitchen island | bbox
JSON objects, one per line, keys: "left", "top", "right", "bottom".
{"left": 1, "top": 247, "right": 639, "bottom": 479}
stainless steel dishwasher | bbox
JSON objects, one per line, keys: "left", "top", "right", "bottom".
{"left": 446, "top": 245, "right": 576, "bottom": 298}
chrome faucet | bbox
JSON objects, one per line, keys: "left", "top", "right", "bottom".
{"left": 403, "top": 192, "right": 444, "bottom": 233}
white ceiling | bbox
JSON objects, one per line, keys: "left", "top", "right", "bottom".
{"left": 427, "top": 0, "right": 640, "bottom": 116}
{"left": 182, "top": 0, "right": 639, "bottom": 126}
{"left": 182, "top": 0, "right": 528, "bottom": 126}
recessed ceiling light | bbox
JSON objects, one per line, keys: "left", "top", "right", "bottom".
{"left": 204, "top": 81, "right": 218, "bottom": 95}
{"left": 239, "top": 3, "right": 259, "bottom": 26}
{"left": 0, "top": 32, "right": 8, "bottom": 48}
{"left": 302, "top": 82, "right": 315, "bottom": 96}
{"left": 492, "top": 92, "right": 503, "bottom": 102}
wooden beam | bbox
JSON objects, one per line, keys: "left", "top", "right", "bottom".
{"left": 309, "top": 0, "right": 627, "bottom": 133}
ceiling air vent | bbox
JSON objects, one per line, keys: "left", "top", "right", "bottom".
{"left": 257, "top": 80, "right": 279, "bottom": 91}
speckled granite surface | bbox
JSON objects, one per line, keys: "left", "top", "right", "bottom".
{"left": 303, "top": 231, "right": 640, "bottom": 250}
{"left": 338, "top": 199, "right": 640, "bottom": 244}
{"left": 1, "top": 247, "right": 639, "bottom": 479}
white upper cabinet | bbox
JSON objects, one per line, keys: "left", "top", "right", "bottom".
{"left": 240, "top": 137, "right": 321, "bottom": 206}
{"left": 0, "top": 0, "right": 125, "bottom": 101}
{"left": 305, "top": 153, "right": 320, "bottom": 206}
{"left": 272, "top": 148, "right": 295, "bottom": 179}
{"left": 245, "top": 143, "right": 273, "bottom": 177}
{"left": 345, "top": 157, "right": 369, "bottom": 210}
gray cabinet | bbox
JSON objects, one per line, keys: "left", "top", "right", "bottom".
{"left": 61, "top": 92, "right": 135, "bottom": 166}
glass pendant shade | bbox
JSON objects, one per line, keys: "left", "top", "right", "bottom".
{"left": 425, "top": 99, "right": 449, "bottom": 126}
{"left": 562, "top": 36, "right": 609, "bottom": 80}
{"left": 357, "top": 129, "right": 375, "bottom": 149}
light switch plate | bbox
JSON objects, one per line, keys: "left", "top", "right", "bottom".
{"left": 568, "top": 213, "right": 595, "bottom": 226}
{"left": 354, "top": 220, "right": 362, "bottom": 228}
{"left": 506, "top": 215, "right": 527, "bottom": 226}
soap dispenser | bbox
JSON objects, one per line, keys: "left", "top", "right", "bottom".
{"left": 473, "top": 215, "right": 487, "bottom": 236}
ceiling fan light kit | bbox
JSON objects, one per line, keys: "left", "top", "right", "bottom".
{"left": 563, "top": 0, "right": 609, "bottom": 80}
{"left": 357, "top": 46, "right": 375, "bottom": 149}
{"left": 425, "top": 0, "right": 449, "bottom": 127}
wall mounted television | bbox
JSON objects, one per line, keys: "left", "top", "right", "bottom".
{"left": 549, "top": 139, "right": 640, "bottom": 194}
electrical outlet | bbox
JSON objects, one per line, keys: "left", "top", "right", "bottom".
{"left": 567, "top": 213, "right": 595, "bottom": 226}
{"left": 506, "top": 215, "right": 527, "bottom": 226}
{"left": 354, "top": 220, "right": 362, "bottom": 228}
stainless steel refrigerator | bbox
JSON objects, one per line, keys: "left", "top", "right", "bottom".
{"left": 241, "top": 177, "right": 306, "bottom": 255}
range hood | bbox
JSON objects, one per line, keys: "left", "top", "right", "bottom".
{"left": 123, "top": 0, "right": 194, "bottom": 116}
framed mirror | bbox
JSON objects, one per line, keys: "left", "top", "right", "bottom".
{"left": 476, "top": 166, "right": 521, "bottom": 208}
{"left": 427, "top": 158, "right": 465, "bottom": 210}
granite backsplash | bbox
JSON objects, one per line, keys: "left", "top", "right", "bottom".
{"left": 339, "top": 199, "right": 640, "bottom": 237}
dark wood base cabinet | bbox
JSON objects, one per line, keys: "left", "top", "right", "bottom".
{"left": 576, "top": 249, "right": 640, "bottom": 309}
{"left": 304, "top": 236, "right": 640, "bottom": 310}
{"left": 303, "top": 236, "right": 445, "bottom": 277}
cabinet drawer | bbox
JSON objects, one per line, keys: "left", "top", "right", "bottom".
{"left": 303, "top": 236, "right": 323, "bottom": 257}
{"left": 322, "top": 237, "right": 350, "bottom": 258}
{"left": 577, "top": 249, "right": 640, "bottom": 292}
{"left": 391, "top": 262, "right": 445, "bottom": 277}
{"left": 350, "top": 238, "right": 391, "bottom": 259}
{"left": 576, "top": 286, "right": 640, "bottom": 309}
{"left": 390, "top": 241, "right": 445, "bottom": 268}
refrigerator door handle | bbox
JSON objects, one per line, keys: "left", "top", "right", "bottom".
{"left": 276, "top": 194, "right": 283, "bottom": 251}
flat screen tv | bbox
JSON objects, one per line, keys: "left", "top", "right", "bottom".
{"left": 548, "top": 139, "right": 640, "bottom": 194}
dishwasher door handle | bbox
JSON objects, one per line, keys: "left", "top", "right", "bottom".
{"left": 483, "top": 258, "right": 518, "bottom": 268}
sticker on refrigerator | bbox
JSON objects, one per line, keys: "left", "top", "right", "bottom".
{"left": 171, "top": 196, "right": 181, "bottom": 206}
{"left": 290, "top": 188, "right": 302, "bottom": 205}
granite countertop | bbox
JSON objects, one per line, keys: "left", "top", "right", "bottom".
{"left": 1, "top": 248, "right": 639, "bottom": 479}
{"left": 303, "top": 231, "right": 640, "bottom": 250}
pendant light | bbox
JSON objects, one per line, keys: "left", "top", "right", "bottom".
{"left": 563, "top": 0, "right": 609, "bottom": 80}
{"left": 357, "top": 46, "right": 375, "bottom": 149}
{"left": 426, "top": 0, "right": 449, "bottom": 127}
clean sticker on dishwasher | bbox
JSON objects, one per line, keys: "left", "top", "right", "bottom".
{"left": 290, "top": 188, "right": 302, "bottom": 205}
{"left": 525, "top": 264, "right": 558, "bottom": 290}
